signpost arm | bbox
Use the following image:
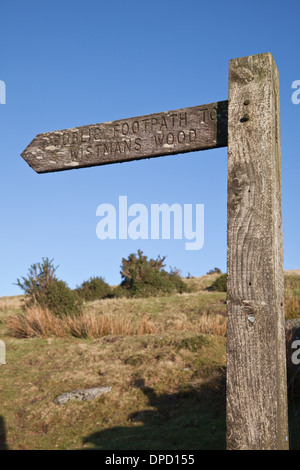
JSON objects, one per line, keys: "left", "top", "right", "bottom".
{"left": 20, "top": 102, "right": 228, "bottom": 173}
{"left": 226, "top": 52, "right": 289, "bottom": 450}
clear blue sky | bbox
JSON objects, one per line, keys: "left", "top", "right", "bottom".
{"left": 1, "top": 0, "right": 299, "bottom": 296}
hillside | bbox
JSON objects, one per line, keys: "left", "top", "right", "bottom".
{"left": 0, "top": 272, "right": 299, "bottom": 450}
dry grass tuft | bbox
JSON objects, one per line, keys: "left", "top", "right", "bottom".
{"left": 7, "top": 303, "right": 226, "bottom": 339}
{"left": 285, "top": 275, "right": 300, "bottom": 319}
{"left": 64, "top": 311, "right": 158, "bottom": 339}
{"left": 6, "top": 305, "right": 67, "bottom": 338}
{"left": 0, "top": 295, "right": 25, "bottom": 311}
{"left": 194, "top": 312, "right": 226, "bottom": 337}
{"left": 7, "top": 305, "right": 159, "bottom": 339}
{"left": 163, "top": 311, "right": 226, "bottom": 337}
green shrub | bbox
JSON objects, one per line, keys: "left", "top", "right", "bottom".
{"left": 126, "top": 269, "right": 173, "bottom": 297}
{"left": 76, "top": 276, "right": 111, "bottom": 301}
{"left": 120, "top": 250, "right": 166, "bottom": 286}
{"left": 168, "top": 268, "right": 189, "bottom": 294}
{"left": 41, "top": 280, "right": 83, "bottom": 318}
{"left": 206, "top": 267, "right": 222, "bottom": 275}
{"left": 118, "top": 250, "right": 188, "bottom": 297}
{"left": 16, "top": 258, "right": 82, "bottom": 317}
{"left": 210, "top": 274, "right": 227, "bottom": 292}
{"left": 16, "top": 257, "right": 58, "bottom": 305}
{"left": 112, "top": 285, "right": 131, "bottom": 298}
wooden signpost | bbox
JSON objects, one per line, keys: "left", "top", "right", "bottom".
{"left": 21, "top": 52, "right": 289, "bottom": 450}
{"left": 21, "top": 101, "right": 228, "bottom": 173}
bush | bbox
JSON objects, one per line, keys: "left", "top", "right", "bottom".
{"left": 16, "top": 257, "right": 58, "bottom": 305}
{"left": 120, "top": 250, "right": 166, "bottom": 286}
{"left": 206, "top": 267, "right": 222, "bottom": 275}
{"left": 76, "top": 276, "right": 111, "bottom": 302}
{"left": 112, "top": 285, "right": 131, "bottom": 299}
{"left": 168, "top": 268, "right": 189, "bottom": 294}
{"left": 42, "top": 280, "right": 83, "bottom": 318}
{"left": 16, "top": 258, "right": 82, "bottom": 317}
{"left": 210, "top": 274, "right": 227, "bottom": 292}
{"left": 118, "top": 250, "right": 188, "bottom": 297}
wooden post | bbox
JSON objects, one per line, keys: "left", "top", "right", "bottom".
{"left": 226, "top": 53, "right": 289, "bottom": 450}
{"left": 20, "top": 51, "right": 289, "bottom": 449}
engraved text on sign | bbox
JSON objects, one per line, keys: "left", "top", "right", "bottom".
{"left": 21, "top": 101, "right": 228, "bottom": 173}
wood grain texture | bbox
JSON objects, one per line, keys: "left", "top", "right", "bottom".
{"left": 21, "top": 101, "right": 228, "bottom": 173}
{"left": 226, "top": 53, "right": 288, "bottom": 450}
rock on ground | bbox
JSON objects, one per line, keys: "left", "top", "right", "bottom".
{"left": 53, "top": 387, "right": 112, "bottom": 406}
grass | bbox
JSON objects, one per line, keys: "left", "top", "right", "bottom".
{"left": 0, "top": 332, "right": 226, "bottom": 450}
{"left": 0, "top": 274, "right": 226, "bottom": 450}
{"left": 6, "top": 306, "right": 159, "bottom": 339}
{"left": 285, "top": 272, "right": 300, "bottom": 319}
{"left": 6, "top": 298, "right": 226, "bottom": 340}
{"left": 0, "top": 271, "right": 299, "bottom": 450}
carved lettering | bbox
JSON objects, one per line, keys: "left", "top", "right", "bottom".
{"left": 210, "top": 107, "right": 217, "bottom": 121}
{"left": 122, "top": 123, "right": 129, "bottom": 135}
{"left": 166, "top": 133, "right": 174, "bottom": 144}
{"left": 170, "top": 114, "right": 177, "bottom": 126}
{"left": 72, "top": 132, "right": 79, "bottom": 144}
{"left": 94, "top": 127, "right": 101, "bottom": 140}
{"left": 132, "top": 121, "right": 139, "bottom": 133}
{"left": 114, "top": 124, "right": 120, "bottom": 137}
{"left": 189, "top": 129, "right": 196, "bottom": 142}
{"left": 134, "top": 138, "right": 141, "bottom": 151}
{"left": 70, "top": 147, "right": 80, "bottom": 159}
{"left": 151, "top": 117, "right": 158, "bottom": 130}
{"left": 200, "top": 108, "right": 208, "bottom": 123}
{"left": 21, "top": 101, "right": 228, "bottom": 173}
{"left": 103, "top": 143, "right": 110, "bottom": 155}
{"left": 179, "top": 112, "right": 187, "bottom": 127}
{"left": 86, "top": 146, "right": 93, "bottom": 156}
{"left": 93, "top": 138, "right": 143, "bottom": 159}
{"left": 80, "top": 131, "right": 89, "bottom": 143}
{"left": 63, "top": 133, "right": 69, "bottom": 145}
{"left": 160, "top": 117, "right": 168, "bottom": 130}
{"left": 115, "top": 142, "right": 122, "bottom": 153}
{"left": 154, "top": 134, "right": 164, "bottom": 147}
{"left": 124, "top": 139, "right": 131, "bottom": 152}
{"left": 141, "top": 118, "right": 150, "bottom": 131}
{"left": 178, "top": 131, "right": 185, "bottom": 143}
{"left": 154, "top": 129, "right": 198, "bottom": 147}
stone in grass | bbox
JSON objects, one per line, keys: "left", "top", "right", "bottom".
{"left": 54, "top": 387, "right": 112, "bottom": 407}
{"left": 0, "top": 340, "right": 6, "bottom": 365}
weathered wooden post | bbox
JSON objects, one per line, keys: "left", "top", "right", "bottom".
{"left": 226, "top": 53, "right": 289, "bottom": 450}
{"left": 20, "top": 52, "right": 289, "bottom": 450}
